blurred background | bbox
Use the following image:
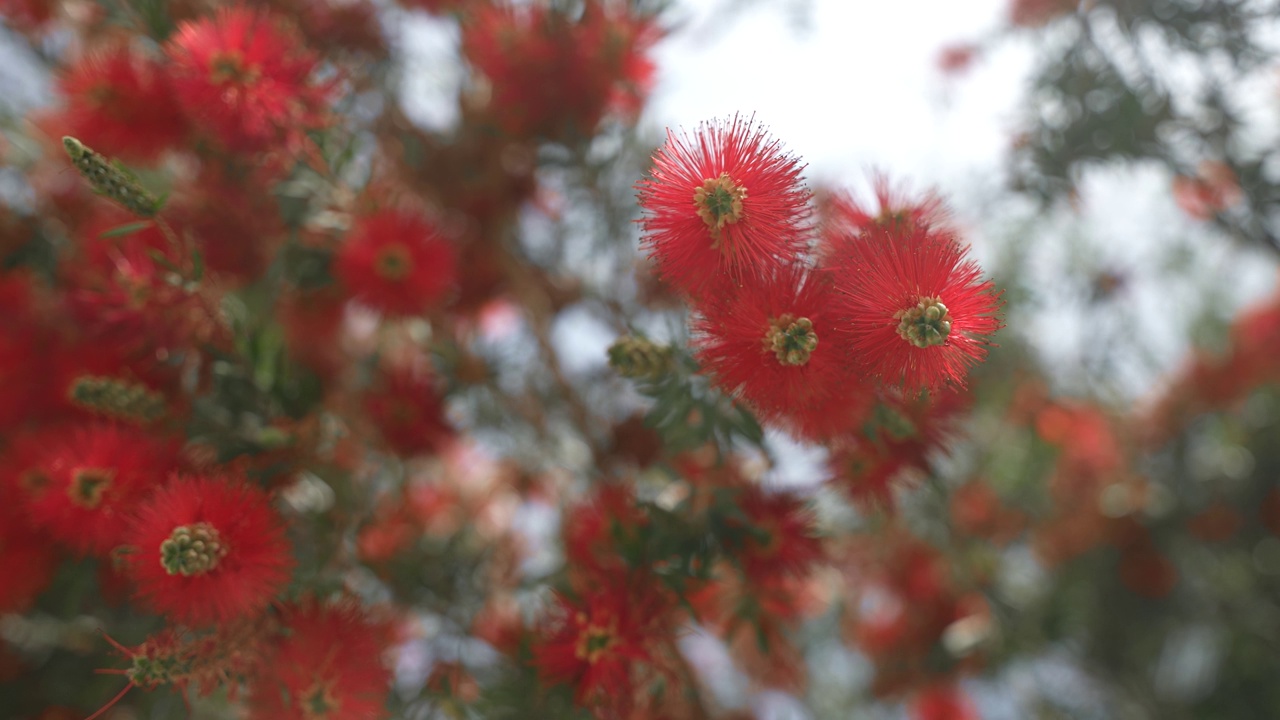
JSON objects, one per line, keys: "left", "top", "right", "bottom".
{"left": 4, "top": 0, "right": 1280, "bottom": 718}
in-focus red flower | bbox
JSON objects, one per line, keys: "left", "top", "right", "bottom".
{"left": 166, "top": 7, "right": 334, "bottom": 153}
{"left": 533, "top": 584, "right": 673, "bottom": 717}
{"left": 829, "top": 224, "right": 1002, "bottom": 390}
{"left": 692, "top": 264, "right": 855, "bottom": 430}
{"left": 637, "top": 115, "right": 812, "bottom": 296}
{"left": 336, "top": 208, "right": 458, "bottom": 317}
{"left": 126, "top": 475, "right": 293, "bottom": 626}
{"left": 248, "top": 599, "right": 394, "bottom": 720}
{"left": 48, "top": 44, "right": 188, "bottom": 163}
{"left": 461, "top": 1, "right": 658, "bottom": 142}
{"left": 27, "top": 423, "right": 179, "bottom": 556}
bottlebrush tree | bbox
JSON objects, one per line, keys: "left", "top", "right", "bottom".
{"left": 0, "top": 1, "right": 1278, "bottom": 720}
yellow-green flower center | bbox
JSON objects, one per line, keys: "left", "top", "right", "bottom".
{"left": 766, "top": 314, "right": 818, "bottom": 366}
{"left": 70, "top": 467, "right": 115, "bottom": 508}
{"left": 895, "top": 297, "right": 952, "bottom": 348}
{"left": 374, "top": 243, "right": 414, "bottom": 281}
{"left": 694, "top": 173, "right": 747, "bottom": 239}
{"left": 159, "top": 522, "right": 229, "bottom": 577}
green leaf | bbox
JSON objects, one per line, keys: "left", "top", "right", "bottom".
{"left": 98, "top": 221, "right": 152, "bottom": 239}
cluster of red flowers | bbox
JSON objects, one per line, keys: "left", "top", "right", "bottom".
{"left": 639, "top": 121, "right": 1002, "bottom": 444}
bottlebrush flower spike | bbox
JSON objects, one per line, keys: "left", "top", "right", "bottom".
{"left": 637, "top": 115, "right": 811, "bottom": 296}
{"left": 692, "top": 263, "right": 852, "bottom": 429}
{"left": 125, "top": 475, "right": 293, "bottom": 626}
{"left": 829, "top": 224, "right": 1002, "bottom": 390}
{"left": 62, "top": 137, "right": 162, "bottom": 217}
{"left": 166, "top": 6, "right": 334, "bottom": 154}
{"left": 247, "top": 599, "right": 394, "bottom": 720}
{"left": 336, "top": 208, "right": 458, "bottom": 318}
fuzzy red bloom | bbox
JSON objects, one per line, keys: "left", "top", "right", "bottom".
{"left": 819, "top": 173, "right": 951, "bottom": 242}
{"left": 637, "top": 115, "right": 812, "bottom": 296}
{"left": 0, "top": 520, "right": 58, "bottom": 613}
{"left": 0, "top": 273, "right": 57, "bottom": 432}
{"left": 1009, "top": 0, "right": 1077, "bottom": 27}
{"left": 126, "top": 475, "right": 293, "bottom": 626}
{"left": 693, "top": 263, "right": 854, "bottom": 430}
{"left": 829, "top": 225, "right": 1002, "bottom": 390}
{"left": 49, "top": 44, "right": 188, "bottom": 163}
{"left": 248, "top": 599, "right": 394, "bottom": 720}
{"left": 910, "top": 683, "right": 980, "bottom": 720}
{"left": 363, "top": 361, "right": 454, "bottom": 457}
{"left": 724, "top": 486, "right": 824, "bottom": 583}
{"left": 461, "top": 1, "right": 658, "bottom": 142}
{"left": 166, "top": 7, "right": 334, "bottom": 153}
{"left": 337, "top": 208, "right": 458, "bottom": 317}
{"left": 533, "top": 584, "right": 673, "bottom": 717}
{"left": 27, "top": 424, "right": 179, "bottom": 556}
{"left": 562, "top": 483, "right": 648, "bottom": 586}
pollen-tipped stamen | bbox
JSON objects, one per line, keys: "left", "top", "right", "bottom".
{"left": 159, "top": 522, "right": 229, "bottom": 577}
{"left": 895, "top": 297, "right": 952, "bottom": 348}
{"left": 766, "top": 314, "right": 818, "bottom": 366}
{"left": 694, "top": 173, "right": 747, "bottom": 239}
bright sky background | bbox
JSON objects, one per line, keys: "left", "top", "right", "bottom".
{"left": 648, "top": 0, "right": 1023, "bottom": 190}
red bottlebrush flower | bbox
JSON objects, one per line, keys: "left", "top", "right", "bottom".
{"left": 819, "top": 173, "right": 951, "bottom": 243}
{"left": 248, "top": 599, "right": 394, "bottom": 720}
{"left": 936, "top": 43, "right": 981, "bottom": 77}
{"left": 278, "top": 283, "right": 347, "bottom": 379}
{"left": 461, "top": 1, "right": 659, "bottom": 142}
{"left": 0, "top": 0, "right": 55, "bottom": 32}
{"left": 533, "top": 585, "right": 673, "bottom": 717}
{"left": 166, "top": 7, "right": 334, "bottom": 153}
{"left": 91, "top": 620, "right": 271, "bottom": 719}
{"left": 1118, "top": 546, "right": 1178, "bottom": 599}
{"left": 637, "top": 115, "right": 812, "bottom": 296}
{"left": 692, "top": 264, "right": 855, "bottom": 430}
{"left": 126, "top": 474, "right": 293, "bottom": 626}
{"left": 0, "top": 273, "right": 57, "bottom": 433}
{"left": 336, "top": 208, "right": 458, "bottom": 317}
{"left": 828, "top": 437, "right": 917, "bottom": 510}
{"left": 828, "top": 225, "right": 1002, "bottom": 390}
{"left": 0, "top": 521, "right": 58, "bottom": 613}
{"left": 27, "top": 423, "right": 179, "bottom": 556}
{"left": 362, "top": 361, "right": 454, "bottom": 457}
{"left": 48, "top": 44, "right": 188, "bottom": 163}
{"left": 950, "top": 481, "right": 1025, "bottom": 545}
{"left": 723, "top": 486, "right": 824, "bottom": 583}
{"left": 562, "top": 483, "right": 649, "bottom": 585}
{"left": 910, "top": 683, "right": 980, "bottom": 720}
{"left": 169, "top": 164, "right": 283, "bottom": 283}
{"left": 1008, "top": 0, "right": 1078, "bottom": 27}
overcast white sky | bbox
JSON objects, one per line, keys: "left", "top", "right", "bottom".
{"left": 648, "top": 0, "right": 1025, "bottom": 190}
